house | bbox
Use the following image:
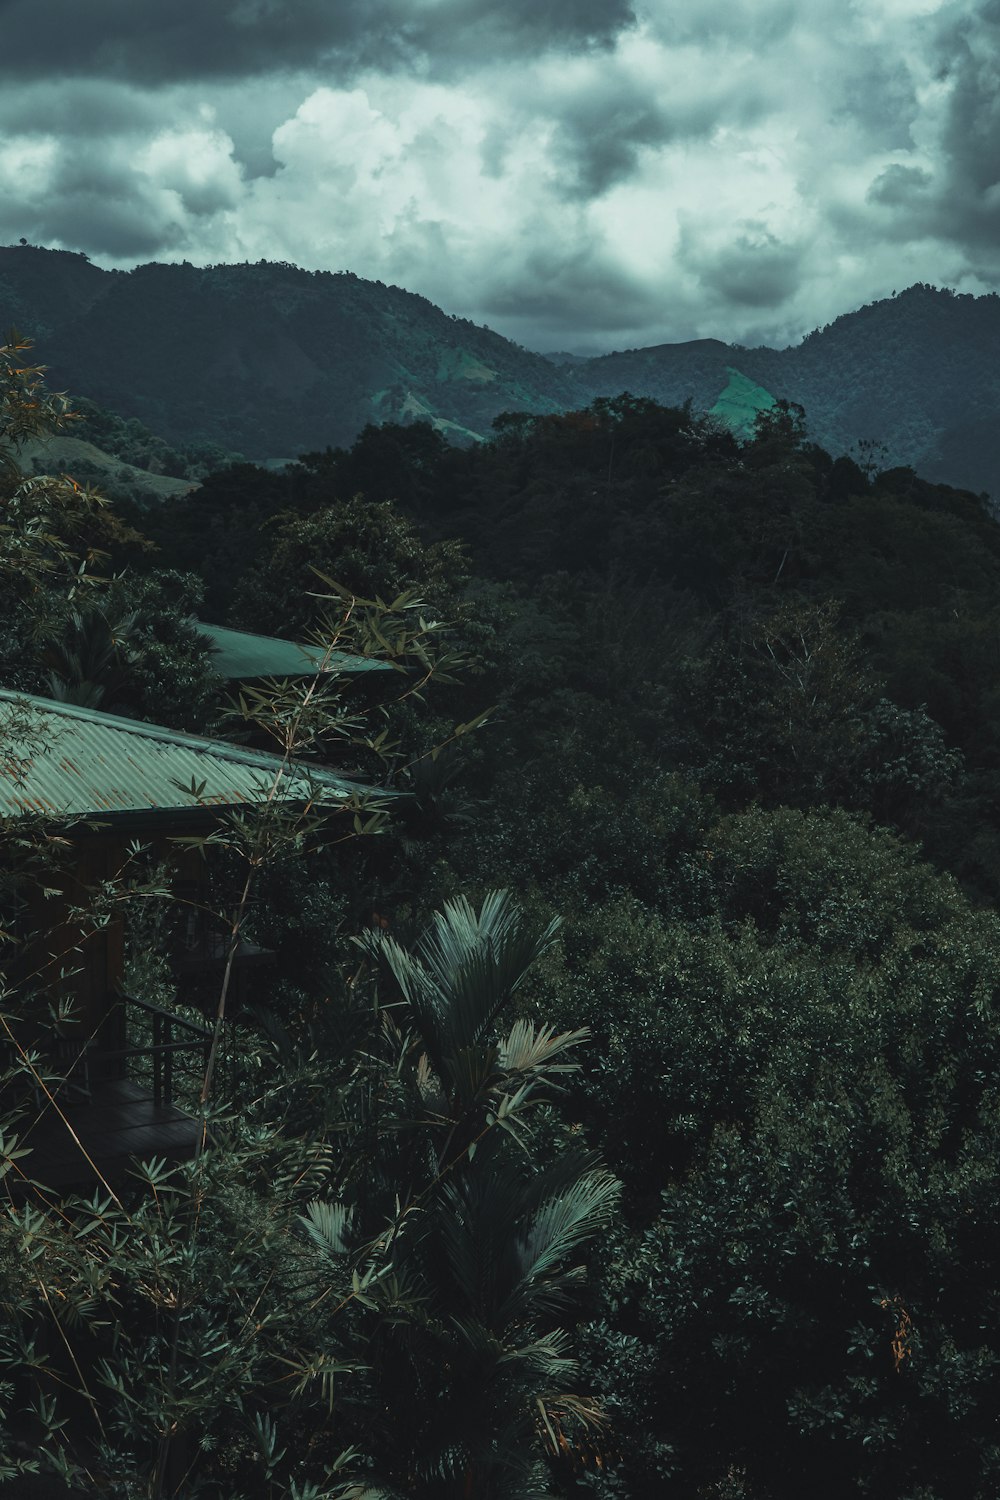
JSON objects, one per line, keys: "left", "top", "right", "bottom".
{"left": 0, "top": 689, "right": 382, "bottom": 1195}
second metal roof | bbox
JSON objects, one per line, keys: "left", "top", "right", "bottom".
{"left": 197, "top": 623, "right": 395, "bottom": 680}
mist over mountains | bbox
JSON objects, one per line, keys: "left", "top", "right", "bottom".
{"left": 2, "top": 244, "right": 997, "bottom": 500}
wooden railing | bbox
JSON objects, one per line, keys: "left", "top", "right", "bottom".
{"left": 113, "top": 994, "right": 212, "bottom": 1110}
{"left": 1, "top": 996, "right": 213, "bottom": 1116}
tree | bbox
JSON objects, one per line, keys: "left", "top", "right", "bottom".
{"left": 0, "top": 332, "right": 155, "bottom": 695}
{"left": 662, "top": 598, "right": 962, "bottom": 827}
{"left": 37, "top": 602, "right": 141, "bottom": 709}
{"left": 338, "top": 891, "right": 620, "bottom": 1497}
{"left": 228, "top": 495, "right": 468, "bottom": 639}
{"left": 535, "top": 805, "right": 1000, "bottom": 1497}
{"left": 0, "top": 385, "right": 594, "bottom": 1489}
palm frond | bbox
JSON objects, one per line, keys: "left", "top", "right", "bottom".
{"left": 414, "top": 891, "right": 559, "bottom": 1052}
{"left": 497, "top": 1327, "right": 577, "bottom": 1379}
{"left": 414, "top": 1049, "right": 448, "bottom": 1114}
{"left": 358, "top": 928, "right": 448, "bottom": 1068}
{"left": 363, "top": 893, "right": 560, "bottom": 1088}
{"left": 516, "top": 1170, "right": 621, "bottom": 1288}
{"left": 299, "top": 1199, "right": 353, "bottom": 1258}
{"left": 498, "top": 1020, "right": 588, "bottom": 1080}
{"left": 444, "top": 1314, "right": 505, "bottom": 1363}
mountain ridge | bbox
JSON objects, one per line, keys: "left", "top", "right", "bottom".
{"left": 2, "top": 246, "right": 997, "bottom": 498}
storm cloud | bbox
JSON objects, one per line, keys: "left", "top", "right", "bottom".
{"left": 0, "top": 0, "right": 636, "bottom": 83}
{"left": 1, "top": 0, "right": 999, "bottom": 351}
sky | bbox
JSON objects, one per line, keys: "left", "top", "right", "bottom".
{"left": 1, "top": 0, "right": 998, "bottom": 353}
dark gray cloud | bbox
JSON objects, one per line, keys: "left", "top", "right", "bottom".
{"left": 551, "top": 92, "right": 681, "bottom": 200}
{"left": 481, "top": 241, "right": 660, "bottom": 335}
{"left": 835, "top": 57, "right": 920, "bottom": 149}
{"left": 931, "top": 2, "right": 1000, "bottom": 245}
{"left": 548, "top": 71, "right": 767, "bottom": 199}
{"left": 3, "top": 146, "right": 217, "bottom": 261}
{"left": 679, "top": 222, "right": 804, "bottom": 309}
{"left": 0, "top": 0, "right": 635, "bottom": 83}
{"left": 937, "top": 1, "right": 1000, "bottom": 182}
{"left": 1, "top": 0, "right": 997, "bottom": 353}
{"left": 29, "top": 195, "right": 185, "bottom": 261}
{"left": 868, "top": 163, "right": 935, "bottom": 210}
{"left": 0, "top": 79, "right": 160, "bottom": 138}
{"left": 855, "top": 2, "right": 1000, "bottom": 257}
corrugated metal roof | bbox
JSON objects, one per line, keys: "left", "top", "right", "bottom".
{"left": 197, "top": 623, "right": 395, "bottom": 680}
{"left": 0, "top": 691, "right": 377, "bottom": 821}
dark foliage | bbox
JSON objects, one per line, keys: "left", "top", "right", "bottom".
{"left": 8, "top": 321, "right": 1000, "bottom": 1497}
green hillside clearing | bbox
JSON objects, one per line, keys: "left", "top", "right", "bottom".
{"left": 709, "top": 366, "right": 777, "bottom": 434}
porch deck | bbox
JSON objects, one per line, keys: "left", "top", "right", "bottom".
{"left": 13, "top": 1078, "right": 202, "bottom": 1195}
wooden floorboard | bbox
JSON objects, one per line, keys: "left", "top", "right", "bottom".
{"left": 11, "top": 1083, "right": 201, "bottom": 1194}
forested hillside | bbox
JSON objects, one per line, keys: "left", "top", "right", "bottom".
{"left": 574, "top": 284, "right": 1000, "bottom": 498}
{"left": 14, "top": 395, "right": 240, "bottom": 507}
{"left": 0, "top": 245, "right": 577, "bottom": 457}
{"left": 5, "top": 332, "right": 1000, "bottom": 1496}
{"left": 3, "top": 245, "right": 1000, "bottom": 501}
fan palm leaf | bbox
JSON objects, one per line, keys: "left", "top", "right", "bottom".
{"left": 362, "top": 893, "right": 560, "bottom": 1081}
{"left": 415, "top": 891, "right": 559, "bottom": 1050}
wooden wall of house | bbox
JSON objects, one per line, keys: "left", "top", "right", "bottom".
{"left": 10, "top": 830, "right": 129, "bottom": 1046}
{"left": 7, "top": 823, "right": 208, "bottom": 1057}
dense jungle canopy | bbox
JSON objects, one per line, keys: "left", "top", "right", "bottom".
{"left": 3, "top": 338, "right": 1000, "bottom": 1498}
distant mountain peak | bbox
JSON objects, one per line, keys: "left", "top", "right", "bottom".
{"left": 1, "top": 251, "right": 996, "bottom": 499}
